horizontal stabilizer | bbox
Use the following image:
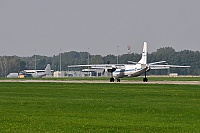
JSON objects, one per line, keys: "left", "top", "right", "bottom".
{"left": 128, "top": 61, "right": 138, "bottom": 64}
{"left": 148, "top": 61, "right": 166, "bottom": 65}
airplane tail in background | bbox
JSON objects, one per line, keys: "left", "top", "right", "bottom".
{"left": 45, "top": 64, "right": 52, "bottom": 75}
{"left": 138, "top": 42, "right": 147, "bottom": 64}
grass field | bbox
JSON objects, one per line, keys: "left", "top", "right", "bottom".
{"left": 1, "top": 82, "right": 200, "bottom": 132}
{"left": 1, "top": 76, "right": 200, "bottom": 81}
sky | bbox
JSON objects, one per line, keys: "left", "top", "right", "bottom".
{"left": 0, "top": 0, "right": 200, "bottom": 57}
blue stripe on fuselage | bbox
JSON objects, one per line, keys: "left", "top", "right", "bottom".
{"left": 113, "top": 68, "right": 142, "bottom": 73}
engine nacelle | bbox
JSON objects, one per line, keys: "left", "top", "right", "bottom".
{"left": 107, "top": 68, "right": 116, "bottom": 73}
{"left": 146, "top": 67, "right": 150, "bottom": 72}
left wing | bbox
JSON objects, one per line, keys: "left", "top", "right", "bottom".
{"left": 68, "top": 64, "right": 125, "bottom": 69}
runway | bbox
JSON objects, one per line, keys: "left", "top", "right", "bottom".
{"left": 0, "top": 79, "right": 200, "bottom": 85}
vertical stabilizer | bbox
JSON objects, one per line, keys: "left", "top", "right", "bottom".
{"left": 45, "top": 64, "right": 51, "bottom": 75}
{"left": 138, "top": 42, "right": 147, "bottom": 64}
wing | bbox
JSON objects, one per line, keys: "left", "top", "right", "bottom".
{"left": 149, "top": 64, "right": 190, "bottom": 69}
{"left": 68, "top": 64, "right": 125, "bottom": 69}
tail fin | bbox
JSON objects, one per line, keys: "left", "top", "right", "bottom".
{"left": 45, "top": 64, "right": 52, "bottom": 75}
{"left": 138, "top": 42, "right": 147, "bottom": 64}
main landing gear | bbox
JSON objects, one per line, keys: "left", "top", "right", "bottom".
{"left": 143, "top": 71, "right": 148, "bottom": 82}
{"left": 109, "top": 70, "right": 120, "bottom": 82}
{"left": 117, "top": 78, "right": 120, "bottom": 82}
{"left": 110, "top": 78, "right": 120, "bottom": 82}
{"left": 110, "top": 77, "right": 114, "bottom": 82}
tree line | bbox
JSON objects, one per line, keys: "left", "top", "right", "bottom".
{"left": 0, "top": 47, "right": 199, "bottom": 77}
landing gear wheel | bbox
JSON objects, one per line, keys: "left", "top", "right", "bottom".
{"left": 143, "top": 78, "right": 148, "bottom": 82}
{"left": 110, "top": 78, "right": 114, "bottom": 82}
{"left": 117, "top": 78, "right": 120, "bottom": 82}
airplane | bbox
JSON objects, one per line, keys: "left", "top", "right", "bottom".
{"left": 68, "top": 42, "right": 190, "bottom": 82}
{"left": 7, "top": 73, "right": 19, "bottom": 78}
{"left": 21, "top": 64, "right": 52, "bottom": 78}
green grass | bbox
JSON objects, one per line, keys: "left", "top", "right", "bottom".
{"left": 1, "top": 82, "right": 200, "bottom": 132}
{"left": 1, "top": 76, "right": 200, "bottom": 81}
{"left": 121, "top": 76, "right": 200, "bottom": 81}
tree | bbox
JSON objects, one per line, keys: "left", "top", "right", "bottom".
{"left": 0, "top": 56, "right": 20, "bottom": 77}
{"left": 90, "top": 55, "right": 103, "bottom": 64}
{"left": 103, "top": 54, "right": 117, "bottom": 64}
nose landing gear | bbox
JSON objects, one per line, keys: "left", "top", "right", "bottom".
{"left": 117, "top": 78, "right": 120, "bottom": 82}
{"left": 109, "top": 78, "right": 121, "bottom": 82}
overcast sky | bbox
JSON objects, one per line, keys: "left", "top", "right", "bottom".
{"left": 0, "top": 0, "right": 200, "bottom": 56}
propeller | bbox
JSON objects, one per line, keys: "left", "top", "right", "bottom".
{"left": 102, "top": 69, "right": 105, "bottom": 75}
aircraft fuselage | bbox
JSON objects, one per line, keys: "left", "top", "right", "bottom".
{"left": 113, "top": 64, "right": 148, "bottom": 78}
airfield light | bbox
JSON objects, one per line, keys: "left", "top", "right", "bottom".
{"left": 117, "top": 46, "right": 119, "bottom": 64}
{"left": 34, "top": 49, "right": 37, "bottom": 74}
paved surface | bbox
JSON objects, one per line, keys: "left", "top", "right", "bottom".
{"left": 0, "top": 80, "right": 200, "bottom": 85}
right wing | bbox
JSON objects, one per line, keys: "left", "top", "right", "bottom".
{"left": 149, "top": 64, "right": 190, "bottom": 69}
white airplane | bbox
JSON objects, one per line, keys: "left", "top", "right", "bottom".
{"left": 69, "top": 42, "right": 190, "bottom": 82}
{"left": 22, "top": 64, "right": 52, "bottom": 78}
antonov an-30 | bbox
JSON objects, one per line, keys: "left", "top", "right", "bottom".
{"left": 69, "top": 42, "right": 190, "bottom": 82}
